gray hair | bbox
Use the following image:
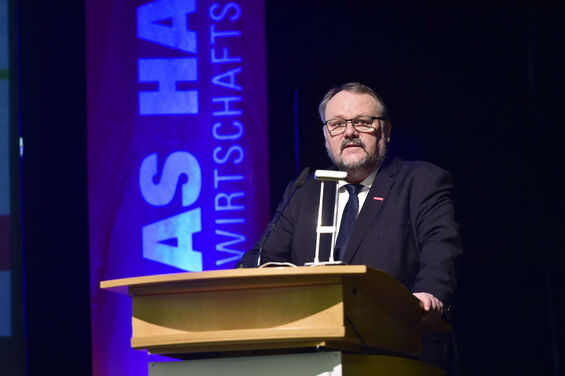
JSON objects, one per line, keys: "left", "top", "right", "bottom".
{"left": 318, "top": 82, "right": 389, "bottom": 122}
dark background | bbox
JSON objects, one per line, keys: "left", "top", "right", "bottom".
{"left": 7, "top": 1, "right": 565, "bottom": 375}
{"left": 265, "top": 3, "right": 565, "bottom": 375}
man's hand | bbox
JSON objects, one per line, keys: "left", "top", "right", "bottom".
{"left": 413, "top": 292, "right": 444, "bottom": 325}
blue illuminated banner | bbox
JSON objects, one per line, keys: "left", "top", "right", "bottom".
{"left": 87, "top": 1, "right": 268, "bottom": 374}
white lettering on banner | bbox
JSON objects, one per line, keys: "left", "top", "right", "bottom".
{"left": 215, "top": 192, "right": 245, "bottom": 211}
{"left": 212, "top": 96, "right": 243, "bottom": 116}
{"left": 142, "top": 209, "right": 203, "bottom": 272}
{"left": 215, "top": 229, "right": 246, "bottom": 263}
{"left": 138, "top": 58, "right": 198, "bottom": 115}
{"left": 211, "top": 48, "right": 241, "bottom": 64}
{"left": 210, "top": 2, "right": 247, "bottom": 266}
{"left": 136, "top": 0, "right": 251, "bottom": 270}
{"left": 137, "top": 0, "right": 197, "bottom": 53}
{"left": 137, "top": 0, "right": 204, "bottom": 271}
{"left": 139, "top": 152, "right": 201, "bottom": 207}
{"left": 137, "top": 0, "right": 199, "bottom": 115}
{"left": 209, "top": 2, "right": 241, "bottom": 22}
{"left": 213, "top": 145, "right": 244, "bottom": 164}
{"left": 212, "top": 67, "right": 242, "bottom": 91}
{"left": 139, "top": 152, "right": 203, "bottom": 271}
{"left": 212, "top": 120, "right": 243, "bottom": 140}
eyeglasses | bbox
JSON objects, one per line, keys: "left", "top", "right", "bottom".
{"left": 324, "top": 116, "right": 385, "bottom": 135}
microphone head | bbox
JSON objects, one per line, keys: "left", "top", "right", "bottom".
{"left": 314, "top": 170, "right": 347, "bottom": 182}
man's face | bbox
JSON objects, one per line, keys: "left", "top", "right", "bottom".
{"left": 323, "top": 91, "right": 388, "bottom": 178}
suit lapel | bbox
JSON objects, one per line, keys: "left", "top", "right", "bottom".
{"left": 341, "top": 157, "right": 399, "bottom": 264}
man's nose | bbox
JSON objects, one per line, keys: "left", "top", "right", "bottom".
{"left": 343, "top": 121, "right": 359, "bottom": 138}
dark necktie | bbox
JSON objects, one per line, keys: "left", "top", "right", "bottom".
{"left": 334, "top": 184, "right": 363, "bottom": 260}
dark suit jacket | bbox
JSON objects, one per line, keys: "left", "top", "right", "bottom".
{"left": 240, "top": 156, "right": 462, "bottom": 306}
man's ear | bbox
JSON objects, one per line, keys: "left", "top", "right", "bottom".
{"left": 322, "top": 127, "right": 330, "bottom": 148}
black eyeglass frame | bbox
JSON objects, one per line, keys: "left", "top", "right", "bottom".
{"left": 323, "top": 116, "right": 386, "bottom": 135}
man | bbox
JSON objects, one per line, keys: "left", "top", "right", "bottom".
{"left": 238, "top": 82, "right": 462, "bottom": 369}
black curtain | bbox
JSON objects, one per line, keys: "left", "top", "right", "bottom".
{"left": 266, "top": 3, "right": 565, "bottom": 375}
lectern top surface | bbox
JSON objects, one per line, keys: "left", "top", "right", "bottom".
{"left": 100, "top": 265, "right": 414, "bottom": 294}
{"left": 100, "top": 265, "right": 376, "bottom": 294}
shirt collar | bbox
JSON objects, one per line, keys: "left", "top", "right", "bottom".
{"left": 337, "top": 167, "right": 378, "bottom": 191}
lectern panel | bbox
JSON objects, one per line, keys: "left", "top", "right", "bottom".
{"left": 101, "top": 266, "right": 434, "bottom": 356}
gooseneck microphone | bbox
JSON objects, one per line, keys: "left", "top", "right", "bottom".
{"left": 256, "top": 167, "right": 310, "bottom": 267}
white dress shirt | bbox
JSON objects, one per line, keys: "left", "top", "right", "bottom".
{"left": 335, "top": 169, "right": 378, "bottom": 236}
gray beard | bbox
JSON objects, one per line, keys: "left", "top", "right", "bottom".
{"left": 328, "top": 139, "right": 387, "bottom": 180}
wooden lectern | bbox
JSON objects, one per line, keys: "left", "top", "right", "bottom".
{"left": 101, "top": 265, "right": 446, "bottom": 375}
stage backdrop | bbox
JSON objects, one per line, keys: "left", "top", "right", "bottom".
{"left": 86, "top": 1, "right": 268, "bottom": 374}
